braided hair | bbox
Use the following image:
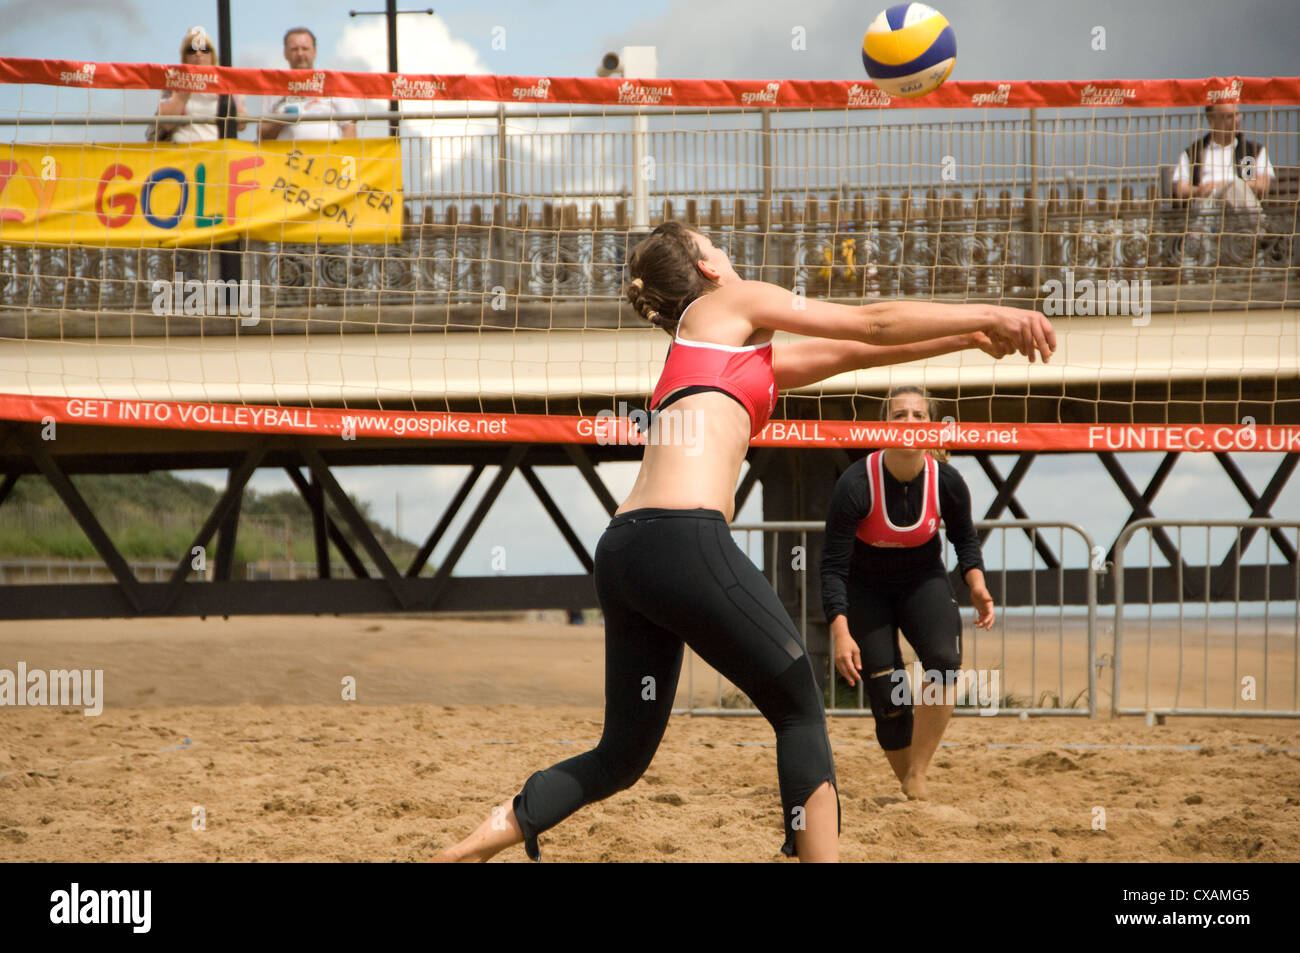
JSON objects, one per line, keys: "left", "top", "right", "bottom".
{"left": 624, "top": 221, "right": 719, "bottom": 335}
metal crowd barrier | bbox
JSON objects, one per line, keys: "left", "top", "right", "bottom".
{"left": 1112, "top": 518, "right": 1300, "bottom": 719}
{"left": 0, "top": 559, "right": 192, "bottom": 584}
{"left": 675, "top": 520, "right": 1099, "bottom": 719}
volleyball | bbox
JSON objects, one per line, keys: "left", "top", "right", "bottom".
{"left": 861, "top": 3, "right": 957, "bottom": 98}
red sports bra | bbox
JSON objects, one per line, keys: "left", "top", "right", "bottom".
{"left": 855, "top": 450, "right": 942, "bottom": 548}
{"left": 649, "top": 300, "right": 778, "bottom": 439}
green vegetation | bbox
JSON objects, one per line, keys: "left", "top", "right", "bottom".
{"left": 825, "top": 677, "right": 866, "bottom": 710}
{"left": 0, "top": 471, "right": 418, "bottom": 571}
{"left": 717, "top": 688, "right": 754, "bottom": 709}
{"left": 1033, "top": 687, "right": 1091, "bottom": 710}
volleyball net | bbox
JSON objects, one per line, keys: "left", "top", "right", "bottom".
{"left": 0, "top": 58, "right": 1298, "bottom": 451}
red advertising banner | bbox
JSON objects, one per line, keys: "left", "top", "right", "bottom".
{"left": 3, "top": 393, "right": 1297, "bottom": 453}
{"left": 0, "top": 57, "right": 1296, "bottom": 110}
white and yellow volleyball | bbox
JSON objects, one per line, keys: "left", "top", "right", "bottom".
{"left": 861, "top": 3, "right": 957, "bottom": 98}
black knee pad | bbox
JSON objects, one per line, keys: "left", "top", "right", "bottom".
{"left": 865, "top": 669, "right": 913, "bottom": 750}
{"left": 594, "top": 743, "right": 656, "bottom": 794}
{"left": 919, "top": 658, "right": 963, "bottom": 685}
{"left": 751, "top": 654, "right": 826, "bottom": 729}
{"left": 917, "top": 617, "right": 963, "bottom": 683}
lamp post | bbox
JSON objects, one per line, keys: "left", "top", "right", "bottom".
{"left": 215, "top": 0, "right": 241, "bottom": 282}
{"left": 349, "top": 4, "right": 435, "bottom": 137}
{"left": 599, "top": 46, "right": 657, "bottom": 231}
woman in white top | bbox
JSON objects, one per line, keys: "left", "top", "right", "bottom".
{"left": 154, "top": 27, "right": 246, "bottom": 143}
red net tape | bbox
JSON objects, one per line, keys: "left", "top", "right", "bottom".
{"left": 1, "top": 57, "right": 1298, "bottom": 109}
{"left": 3, "top": 394, "right": 1297, "bottom": 452}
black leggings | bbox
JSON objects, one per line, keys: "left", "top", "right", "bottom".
{"left": 846, "top": 565, "right": 963, "bottom": 750}
{"left": 512, "top": 507, "right": 838, "bottom": 859}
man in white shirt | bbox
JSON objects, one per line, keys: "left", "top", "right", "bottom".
{"left": 258, "top": 28, "right": 357, "bottom": 142}
{"left": 1171, "top": 103, "right": 1274, "bottom": 211}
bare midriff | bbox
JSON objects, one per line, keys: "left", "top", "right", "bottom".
{"left": 615, "top": 390, "right": 753, "bottom": 522}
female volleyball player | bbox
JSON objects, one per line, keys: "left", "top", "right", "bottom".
{"left": 821, "top": 386, "right": 994, "bottom": 800}
{"left": 435, "top": 222, "right": 1052, "bottom": 862}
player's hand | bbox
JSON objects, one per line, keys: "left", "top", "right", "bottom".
{"left": 972, "top": 330, "right": 1011, "bottom": 360}
{"left": 985, "top": 306, "right": 1056, "bottom": 364}
{"left": 971, "top": 586, "right": 996, "bottom": 630}
{"left": 831, "top": 617, "right": 862, "bottom": 687}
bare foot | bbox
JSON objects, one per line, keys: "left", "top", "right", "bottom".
{"left": 430, "top": 799, "right": 524, "bottom": 862}
{"left": 901, "top": 772, "right": 928, "bottom": 800}
{"left": 431, "top": 845, "right": 488, "bottom": 863}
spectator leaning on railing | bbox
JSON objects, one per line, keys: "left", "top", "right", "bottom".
{"left": 1171, "top": 103, "right": 1274, "bottom": 212}
{"left": 152, "top": 26, "right": 247, "bottom": 143}
{"left": 258, "top": 27, "right": 358, "bottom": 142}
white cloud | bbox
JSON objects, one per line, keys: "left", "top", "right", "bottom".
{"left": 608, "top": 0, "right": 1300, "bottom": 83}
{"left": 335, "top": 14, "right": 490, "bottom": 78}
{"left": 328, "top": 13, "right": 500, "bottom": 189}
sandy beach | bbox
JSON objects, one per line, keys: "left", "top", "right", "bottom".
{"left": 1, "top": 614, "right": 1296, "bottom": 862}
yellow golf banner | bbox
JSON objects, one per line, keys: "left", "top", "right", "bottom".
{"left": 0, "top": 138, "right": 401, "bottom": 245}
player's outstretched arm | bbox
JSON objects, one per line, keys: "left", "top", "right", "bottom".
{"left": 772, "top": 332, "right": 1008, "bottom": 390}
{"left": 731, "top": 280, "right": 1055, "bottom": 363}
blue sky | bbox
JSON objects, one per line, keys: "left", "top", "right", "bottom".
{"left": 1, "top": 0, "right": 1297, "bottom": 576}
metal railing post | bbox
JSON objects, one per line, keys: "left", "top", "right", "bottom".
{"left": 675, "top": 520, "right": 1100, "bottom": 717}
{"left": 1112, "top": 518, "right": 1300, "bottom": 718}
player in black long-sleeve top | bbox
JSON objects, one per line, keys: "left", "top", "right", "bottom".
{"left": 821, "top": 386, "right": 994, "bottom": 799}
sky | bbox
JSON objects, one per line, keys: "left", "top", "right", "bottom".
{"left": 0, "top": 0, "right": 1297, "bottom": 579}
{"left": 0, "top": 0, "right": 1296, "bottom": 81}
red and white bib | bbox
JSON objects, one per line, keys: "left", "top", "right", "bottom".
{"left": 854, "top": 450, "right": 941, "bottom": 549}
